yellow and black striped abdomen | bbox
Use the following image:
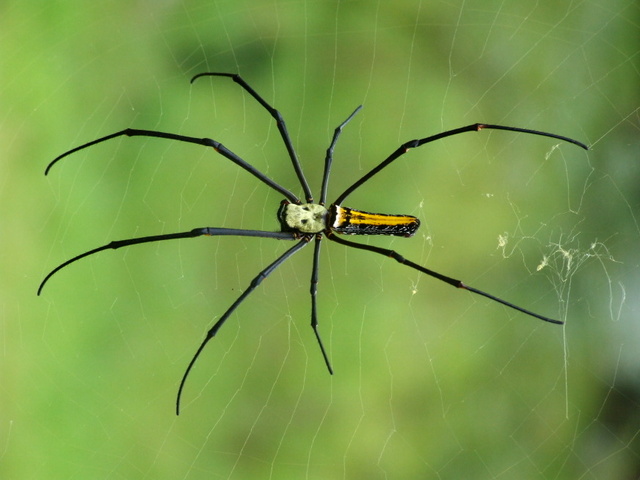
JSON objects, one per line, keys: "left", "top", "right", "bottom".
{"left": 329, "top": 205, "right": 420, "bottom": 237}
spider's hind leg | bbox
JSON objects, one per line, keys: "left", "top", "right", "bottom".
{"left": 309, "top": 235, "right": 334, "bottom": 374}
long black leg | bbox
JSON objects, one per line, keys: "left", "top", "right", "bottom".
{"left": 310, "top": 235, "right": 333, "bottom": 374}
{"left": 192, "top": 72, "right": 314, "bottom": 202}
{"left": 320, "top": 106, "right": 362, "bottom": 205}
{"left": 38, "top": 228, "right": 297, "bottom": 295}
{"left": 45, "top": 129, "right": 299, "bottom": 203}
{"left": 326, "top": 232, "right": 562, "bottom": 325}
{"left": 334, "top": 123, "right": 589, "bottom": 205}
{"left": 176, "top": 238, "right": 309, "bottom": 415}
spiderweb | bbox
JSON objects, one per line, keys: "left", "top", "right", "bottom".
{"left": 3, "top": 1, "right": 639, "bottom": 478}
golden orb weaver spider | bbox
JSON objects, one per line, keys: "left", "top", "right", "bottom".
{"left": 38, "top": 72, "right": 589, "bottom": 414}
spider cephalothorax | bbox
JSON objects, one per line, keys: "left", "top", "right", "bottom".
{"left": 278, "top": 201, "right": 328, "bottom": 234}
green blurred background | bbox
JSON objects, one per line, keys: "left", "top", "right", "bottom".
{"left": 2, "top": 1, "right": 639, "bottom": 478}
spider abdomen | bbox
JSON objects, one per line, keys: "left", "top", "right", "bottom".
{"left": 329, "top": 205, "right": 420, "bottom": 237}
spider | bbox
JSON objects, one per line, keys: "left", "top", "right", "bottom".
{"left": 38, "top": 72, "right": 589, "bottom": 414}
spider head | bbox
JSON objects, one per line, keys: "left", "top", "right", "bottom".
{"left": 278, "top": 200, "right": 328, "bottom": 234}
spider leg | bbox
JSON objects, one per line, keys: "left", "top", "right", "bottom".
{"left": 326, "top": 232, "right": 562, "bottom": 325}
{"left": 176, "top": 238, "right": 309, "bottom": 415}
{"left": 45, "top": 129, "right": 299, "bottom": 203}
{"left": 38, "top": 228, "right": 297, "bottom": 295}
{"left": 310, "top": 235, "right": 333, "bottom": 374}
{"left": 335, "top": 123, "right": 589, "bottom": 205}
{"left": 192, "top": 72, "right": 313, "bottom": 202}
{"left": 320, "top": 105, "right": 362, "bottom": 205}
